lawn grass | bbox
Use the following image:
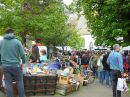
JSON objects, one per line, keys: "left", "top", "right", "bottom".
{"left": 128, "top": 83, "right": 130, "bottom": 94}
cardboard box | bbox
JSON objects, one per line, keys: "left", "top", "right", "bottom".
{"left": 57, "top": 70, "right": 70, "bottom": 76}
{"left": 59, "top": 76, "right": 70, "bottom": 85}
{"left": 73, "top": 75, "right": 84, "bottom": 85}
{"left": 56, "top": 83, "right": 77, "bottom": 95}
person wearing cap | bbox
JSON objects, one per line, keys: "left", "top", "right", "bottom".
{"left": 31, "top": 41, "right": 40, "bottom": 63}
{"left": 0, "top": 29, "right": 25, "bottom": 97}
{"left": 107, "top": 44, "right": 123, "bottom": 97}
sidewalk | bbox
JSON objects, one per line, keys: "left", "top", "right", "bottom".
{"left": 0, "top": 78, "right": 130, "bottom": 97}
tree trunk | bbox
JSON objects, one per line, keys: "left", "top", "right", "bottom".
{"left": 123, "top": 30, "right": 130, "bottom": 42}
{"left": 53, "top": 45, "right": 57, "bottom": 57}
{"left": 62, "top": 46, "right": 64, "bottom": 53}
{"left": 21, "top": 32, "right": 26, "bottom": 43}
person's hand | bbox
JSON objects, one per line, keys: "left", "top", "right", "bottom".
{"left": 37, "top": 60, "right": 39, "bottom": 63}
{"left": 21, "top": 64, "right": 25, "bottom": 69}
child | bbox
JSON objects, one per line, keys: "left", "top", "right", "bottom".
{"left": 40, "top": 49, "right": 47, "bottom": 61}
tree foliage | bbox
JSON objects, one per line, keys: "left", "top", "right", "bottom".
{"left": 71, "top": 0, "right": 130, "bottom": 47}
{"left": 0, "top": 0, "right": 84, "bottom": 49}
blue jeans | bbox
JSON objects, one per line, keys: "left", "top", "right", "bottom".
{"left": 93, "top": 67, "right": 98, "bottom": 78}
{"left": 105, "top": 70, "right": 113, "bottom": 86}
{"left": 91, "top": 67, "right": 93, "bottom": 72}
{"left": 83, "top": 67, "right": 87, "bottom": 75}
{"left": 1, "top": 65, "right": 25, "bottom": 97}
{"left": 99, "top": 71, "right": 105, "bottom": 83}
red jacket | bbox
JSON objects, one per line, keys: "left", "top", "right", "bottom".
{"left": 86, "top": 54, "right": 89, "bottom": 58}
{"left": 73, "top": 56, "right": 76, "bottom": 61}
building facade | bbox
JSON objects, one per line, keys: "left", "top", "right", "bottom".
{"left": 68, "top": 14, "right": 96, "bottom": 51}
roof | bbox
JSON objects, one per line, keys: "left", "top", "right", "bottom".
{"left": 68, "top": 15, "right": 91, "bottom": 35}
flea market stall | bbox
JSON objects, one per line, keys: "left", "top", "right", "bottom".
{"left": 0, "top": 55, "right": 86, "bottom": 97}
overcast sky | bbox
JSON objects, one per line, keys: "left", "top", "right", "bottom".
{"left": 63, "top": 0, "right": 73, "bottom": 5}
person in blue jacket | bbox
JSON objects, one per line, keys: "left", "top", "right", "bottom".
{"left": 107, "top": 44, "right": 123, "bottom": 97}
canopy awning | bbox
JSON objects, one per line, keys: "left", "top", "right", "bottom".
{"left": 123, "top": 46, "right": 130, "bottom": 50}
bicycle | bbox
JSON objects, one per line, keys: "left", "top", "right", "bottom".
{"left": 84, "top": 69, "right": 95, "bottom": 84}
{"left": 74, "top": 66, "right": 95, "bottom": 84}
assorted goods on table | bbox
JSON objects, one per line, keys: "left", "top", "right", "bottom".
{"left": 26, "top": 59, "right": 83, "bottom": 96}
{"left": 0, "top": 56, "right": 85, "bottom": 96}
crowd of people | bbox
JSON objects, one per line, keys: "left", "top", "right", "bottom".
{"left": 0, "top": 29, "right": 130, "bottom": 97}
{"left": 62, "top": 45, "right": 130, "bottom": 97}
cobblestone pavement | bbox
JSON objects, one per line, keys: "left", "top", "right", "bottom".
{"left": 0, "top": 78, "right": 130, "bottom": 97}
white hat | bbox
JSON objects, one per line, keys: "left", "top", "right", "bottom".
{"left": 31, "top": 41, "right": 36, "bottom": 45}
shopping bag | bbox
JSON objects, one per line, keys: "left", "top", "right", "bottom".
{"left": 97, "top": 59, "right": 100, "bottom": 66}
{"left": 1, "top": 74, "right": 5, "bottom": 88}
{"left": 117, "top": 78, "right": 129, "bottom": 91}
{"left": 123, "top": 79, "right": 129, "bottom": 91}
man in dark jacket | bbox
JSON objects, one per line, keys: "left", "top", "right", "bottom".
{"left": 102, "top": 50, "right": 113, "bottom": 87}
{"left": 81, "top": 52, "right": 88, "bottom": 75}
{"left": 0, "top": 29, "right": 25, "bottom": 97}
{"left": 31, "top": 41, "right": 40, "bottom": 63}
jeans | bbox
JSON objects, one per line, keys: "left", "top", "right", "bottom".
{"left": 99, "top": 71, "right": 105, "bottom": 83}
{"left": 93, "top": 67, "right": 98, "bottom": 78}
{"left": 91, "top": 67, "right": 93, "bottom": 72}
{"left": 1, "top": 65, "right": 25, "bottom": 97}
{"left": 83, "top": 67, "right": 87, "bottom": 75}
{"left": 105, "top": 70, "right": 113, "bottom": 86}
{"left": 112, "top": 70, "right": 121, "bottom": 97}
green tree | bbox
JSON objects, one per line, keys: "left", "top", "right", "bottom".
{"left": 68, "top": 33, "right": 84, "bottom": 50}
{"left": 71, "top": 0, "right": 130, "bottom": 47}
{"left": 0, "top": 0, "right": 84, "bottom": 50}
{"left": 59, "top": 27, "right": 84, "bottom": 51}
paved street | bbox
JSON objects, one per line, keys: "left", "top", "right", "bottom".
{"left": 0, "top": 78, "right": 129, "bottom": 97}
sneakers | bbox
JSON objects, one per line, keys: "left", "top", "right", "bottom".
{"left": 107, "top": 86, "right": 109, "bottom": 88}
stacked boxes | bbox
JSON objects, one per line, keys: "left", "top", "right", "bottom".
{"left": 24, "top": 73, "right": 57, "bottom": 96}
